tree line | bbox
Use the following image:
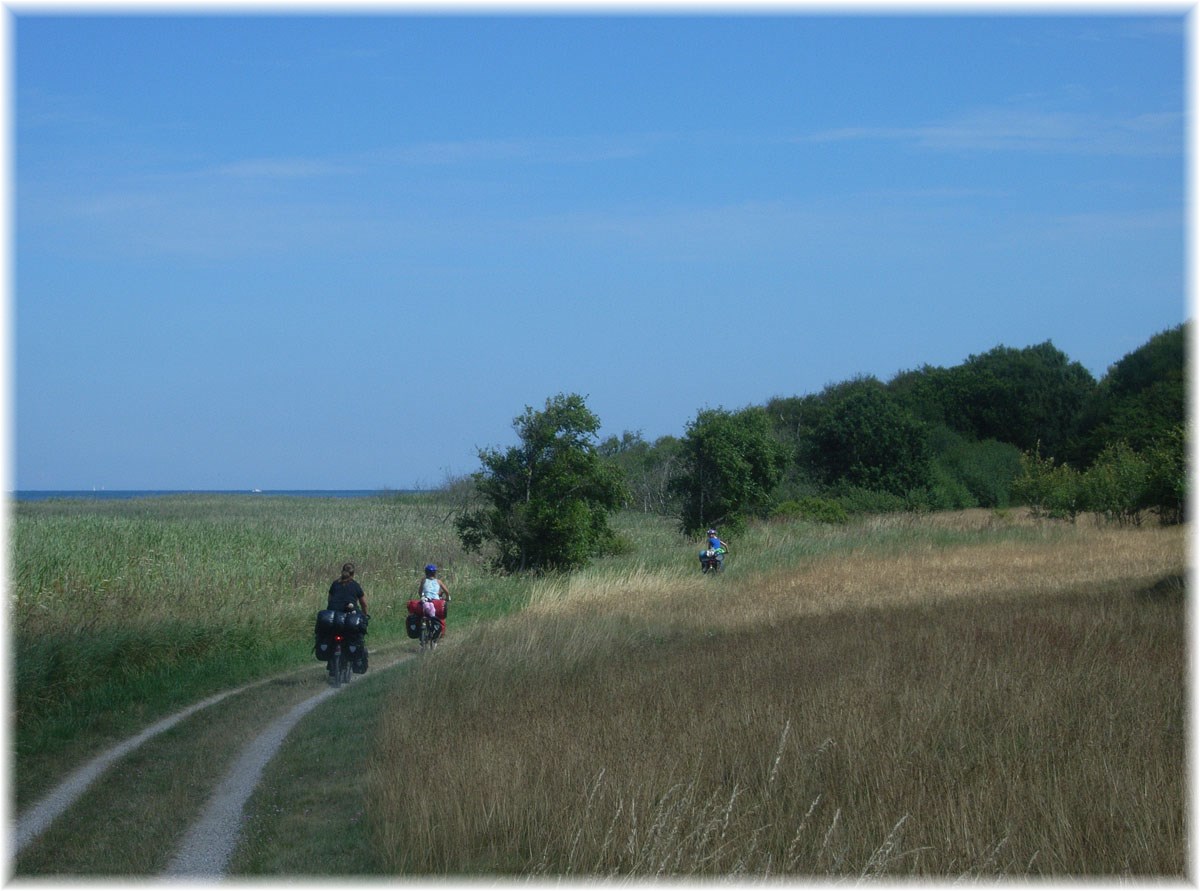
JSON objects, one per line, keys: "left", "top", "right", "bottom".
{"left": 454, "top": 324, "right": 1187, "bottom": 573}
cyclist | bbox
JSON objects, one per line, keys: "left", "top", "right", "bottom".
{"left": 699, "top": 529, "right": 728, "bottom": 570}
{"left": 418, "top": 563, "right": 451, "bottom": 615}
{"left": 326, "top": 562, "right": 368, "bottom": 673}
{"left": 328, "top": 562, "right": 368, "bottom": 613}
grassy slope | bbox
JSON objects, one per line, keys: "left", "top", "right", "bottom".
{"left": 239, "top": 509, "right": 1185, "bottom": 878}
{"left": 13, "top": 498, "right": 1186, "bottom": 877}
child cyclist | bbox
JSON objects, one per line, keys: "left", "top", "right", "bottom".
{"left": 418, "top": 563, "right": 451, "bottom": 618}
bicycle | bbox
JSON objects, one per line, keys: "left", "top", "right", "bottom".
{"left": 419, "top": 614, "right": 443, "bottom": 652}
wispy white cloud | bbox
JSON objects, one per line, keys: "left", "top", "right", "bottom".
{"left": 800, "top": 106, "right": 1182, "bottom": 156}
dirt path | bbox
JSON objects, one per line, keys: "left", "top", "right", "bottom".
{"left": 14, "top": 649, "right": 414, "bottom": 876}
{"left": 14, "top": 682, "right": 270, "bottom": 855}
{"left": 164, "top": 683, "right": 343, "bottom": 877}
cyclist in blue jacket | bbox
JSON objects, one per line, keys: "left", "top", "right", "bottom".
{"left": 699, "top": 529, "right": 728, "bottom": 569}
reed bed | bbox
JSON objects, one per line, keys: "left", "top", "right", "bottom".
{"left": 11, "top": 493, "right": 480, "bottom": 803}
{"left": 367, "top": 514, "right": 1185, "bottom": 877}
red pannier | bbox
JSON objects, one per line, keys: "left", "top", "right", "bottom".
{"left": 407, "top": 598, "right": 447, "bottom": 619}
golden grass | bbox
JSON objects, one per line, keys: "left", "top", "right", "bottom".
{"left": 366, "top": 513, "right": 1186, "bottom": 877}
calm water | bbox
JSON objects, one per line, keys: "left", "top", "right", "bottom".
{"left": 11, "top": 490, "right": 409, "bottom": 502}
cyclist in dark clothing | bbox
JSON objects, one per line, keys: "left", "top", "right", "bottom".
{"left": 328, "top": 562, "right": 368, "bottom": 613}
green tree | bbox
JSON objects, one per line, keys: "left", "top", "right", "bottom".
{"left": 1071, "top": 324, "right": 1186, "bottom": 466}
{"left": 803, "top": 377, "right": 933, "bottom": 497}
{"left": 455, "top": 393, "right": 627, "bottom": 573}
{"left": 888, "top": 363, "right": 958, "bottom": 426}
{"left": 948, "top": 341, "right": 1096, "bottom": 459}
{"left": 673, "top": 406, "right": 788, "bottom": 534}
{"left": 1144, "top": 425, "right": 1187, "bottom": 525}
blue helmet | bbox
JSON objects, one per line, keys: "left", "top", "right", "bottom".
{"left": 425, "top": 564, "right": 437, "bottom": 573}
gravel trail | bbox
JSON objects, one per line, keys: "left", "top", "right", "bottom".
{"left": 15, "top": 649, "right": 414, "bottom": 877}
{"left": 163, "top": 684, "right": 343, "bottom": 877}
{"left": 14, "top": 681, "right": 269, "bottom": 854}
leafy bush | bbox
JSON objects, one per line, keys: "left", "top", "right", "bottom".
{"left": 1012, "top": 447, "right": 1084, "bottom": 521}
{"left": 1144, "top": 426, "right": 1186, "bottom": 525}
{"left": 925, "top": 462, "right": 977, "bottom": 511}
{"left": 933, "top": 434, "right": 1023, "bottom": 508}
{"left": 1082, "top": 441, "right": 1150, "bottom": 525}
{"left": 771, "top": 496, "right": 849, "bottom": 525}
{"left": 833, "top": 486, "right": 910, "bottom": 515}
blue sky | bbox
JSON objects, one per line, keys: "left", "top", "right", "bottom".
{"left": 12, "top": 10, "right": 1188, "bottom": 490}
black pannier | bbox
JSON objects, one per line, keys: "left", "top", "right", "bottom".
{"left": 314, "top": 609, "right": 368, "bottom": 662}
{"left": 315, "top": 608, "right": 367, "bottom": 637}
{"left": 340, "top": 611, "right": 367, "bottom": 636}
{"left": 405, "top": 613, "right": 421, "bottom": 639}
{"left": 314, "top": 609, "right": 338, "bottom": 637}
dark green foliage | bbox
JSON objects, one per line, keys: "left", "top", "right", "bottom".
{"left": 1144, "top": 426, "right": 1187, "bottom": 524}
{"left": 831, "top": 485, "right": 910, "bottom": 515}
{"left": 931, "top": 428, "right": 1024, "bottom": 509}
{"left": 1071, "top": 324, "right": 1186, "bottom": 466}
{"left": 1017, "top": 422, "right": 1187, "bottom": 527}
{"left": 803, "top": 377, "right": 934, "bottom": 497}
{"left": 770, "top": 496, "right": 849, "bottom": 525}
{"left": 673, "top": 406, "right": 788, "bottom": 535}
{"left": 926, "top": 461, "right": 977, "bottom": 510}
{"left": 455, "top": 393, "right": 628, "bottom": 573}
{"left": 946, "top": 342, "right": 1096, "bottom": 459}
{"left": 1076, "top": 426, "right": 1186, "bottom": 526}
{"left": 888, "top": 364, "right": 958, "bottom": 426}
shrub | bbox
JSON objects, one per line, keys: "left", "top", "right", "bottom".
{"left": 1082, "top": 441, "right": 1150, "bottom": 525}
{"left": 803, "top": 378, "right": 934, "bottom": 497}
{"left": 771, "top": 497, "right": 849, "bottom": 525}
{"left": 926, "top": 463, "right": 978, "bottom": 511}
{"left": 1013, "top": 447, "right": 1084, "bottom": 521}
{"left": 1144, "top": 425, "right": 1186, "bottom": 525}
{"left": 833, "top": 486, "right": 909, "bottom": 515}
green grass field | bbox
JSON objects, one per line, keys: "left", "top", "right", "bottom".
{"left": 12, "top": 495, "right": 1187, "bottom": 877}
{"left": 12, "top": 492, "right": 521, "bottom": 806}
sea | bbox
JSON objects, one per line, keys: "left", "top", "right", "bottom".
{"left": 10, "top": 489, "right": 410, "bottom": 502}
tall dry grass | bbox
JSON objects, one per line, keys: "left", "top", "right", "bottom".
{"left": 367, "top": 513, "right": 1186, "bottom": 877}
